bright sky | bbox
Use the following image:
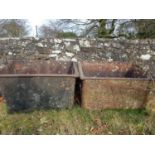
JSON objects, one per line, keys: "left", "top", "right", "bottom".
{"left": 28, "top": 19, "right": 48, "bottom": 36}
{"left": 28, "top": 19, "right": 85, "bottom": 37}
{"left": 28, "top": 19, "right": 46, "bottom": 26}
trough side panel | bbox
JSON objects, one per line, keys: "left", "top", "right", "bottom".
{"left": 81, "top": 79, "right": 150, "bottom": 110}
{"left": 0, "top": 76, "right": 75, "bottom": 112}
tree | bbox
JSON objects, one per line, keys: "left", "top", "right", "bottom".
{"left": 97, "top": 19, "right": 117, "bottom": 38}
{"left": 56, "top": 19, "right": 155, "bottom": 39}
{"left": 114, "top": 19, "right": 155, "bottom": 39}
{"left": 39, "top": 20, "right": 77, "bottom": 38}
{"left": 134, "top": 19, "right": 155, "bottom": 39}
{"left": 39, "top": 24, "right": 59, "bottom": 38}
{"left": 39, "top": 19, "right": 118, "bottom": 38}
{"left": 55, "top": 19, "right": 117, "bottom": 38}
{"left": 114, "top": 19, "right": 137, "bottom": 39}
{"left": 0, "top": 19, "right": 30, "bottom": 37}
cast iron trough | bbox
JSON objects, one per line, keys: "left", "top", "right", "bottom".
{"left": 0, "top": 60, "right": 78, "bottom": 112}
{"left": 78, "top": 61, "right": 154, "bottom": 110}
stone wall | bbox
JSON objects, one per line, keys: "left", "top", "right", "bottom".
{"left": 0, "top": 37, "right": 155, "bottom": 77}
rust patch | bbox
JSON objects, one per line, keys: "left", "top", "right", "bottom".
{"left": 0, "top": 96, "right": 4, "bottom": 104}
{"left": 0, "top": 60, "right": 78, "bottom": 76}
{"left": 79, "top": 61, "right": 147, "bottom": 79}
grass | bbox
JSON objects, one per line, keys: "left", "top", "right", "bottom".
{"left": 0, "top": 103, "right": 155, "bottom": 135}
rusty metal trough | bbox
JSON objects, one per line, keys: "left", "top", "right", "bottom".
{"left": 0, "top": 60, "right": 78, "bottom": 112}
{"left": 78, "top": 61, "right": 152, "bottom": 110}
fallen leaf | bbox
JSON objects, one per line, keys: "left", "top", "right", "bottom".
{"left": 40, "top": 117, "right": 48, "bottom": 124}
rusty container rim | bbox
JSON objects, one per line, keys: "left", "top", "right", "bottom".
{"left": 0, "top": 60, "right": 79, "bottom": 78}
{"left": 78, "top": 61, "right": 153, "bottom": 81}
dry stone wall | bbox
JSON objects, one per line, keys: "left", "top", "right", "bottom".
{"left": 0, "top": 37, "right": 155, "bottom": 77}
